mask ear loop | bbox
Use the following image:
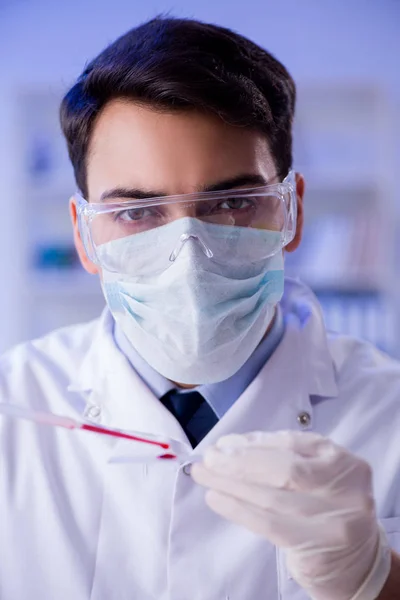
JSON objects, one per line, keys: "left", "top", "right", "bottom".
{"left": 169, "top": 233, "right": 214, "bottom": 262}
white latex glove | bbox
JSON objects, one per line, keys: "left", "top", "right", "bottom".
{"left": 191, "top": 431, "right": 392, "bottom": 600}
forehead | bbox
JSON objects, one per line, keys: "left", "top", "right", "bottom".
{"left": 87, "top": 100, "right": 276, "bottom": 200}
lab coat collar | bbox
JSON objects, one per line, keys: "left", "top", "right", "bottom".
{"left": 68, "top": 278, "right": 338, "bottom": 443}
{"left": 68, "top": 308, "right": 190, "bottom": 445}
{"left": 281, "top": 277, "right": 338, "bottom": 398}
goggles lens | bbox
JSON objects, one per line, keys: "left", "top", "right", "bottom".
{"left": 91, "top": 192, "right": 285, "bottom": 242}
{"left": 76, "top": 172, "right": 297, "bottom": 275}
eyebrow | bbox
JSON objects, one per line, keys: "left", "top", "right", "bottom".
{"left": 99, "top": 173, "right": 274, "bottom": 203}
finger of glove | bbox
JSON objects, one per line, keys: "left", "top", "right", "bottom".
{"left": 192, "top": 462, "right": 359, "bottom": 517}
{"left": 202, "top": 445, "right": 332, "bottom": 491}
{"left": 217, "top": 431, "right": 330, "bottom": 457}
{"left": 203, "top": 443, "right": 371, "bottom": 494}
{"left": 217, "top": 432, "right": 372, "bottom": 489}
{"left": 204, "top": 490, "right": 358, "bottom": 549}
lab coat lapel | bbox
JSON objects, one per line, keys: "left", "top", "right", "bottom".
{"left": 195, "top": 316, "right": 312, "bottom": 448}
{"left": 195, "top": 280, "right": 339, "bottom": 449}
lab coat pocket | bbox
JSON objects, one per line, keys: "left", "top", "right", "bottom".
{"left": 380, "top": 516, "right": 400, "bottom": 553}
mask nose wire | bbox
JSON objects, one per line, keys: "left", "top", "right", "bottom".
{"left": 169, "top": 233, "right": 214, "bottom": 263}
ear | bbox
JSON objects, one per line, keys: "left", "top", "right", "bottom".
{"left": 285, "top": 172, "right": 305, "bottom": 253}
{"left": 69, "top": 197, "right": 99, "bottom": 275}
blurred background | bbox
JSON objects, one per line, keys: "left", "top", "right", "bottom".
{"left": 0, "top": 0, "right": 399, "bottom": 356}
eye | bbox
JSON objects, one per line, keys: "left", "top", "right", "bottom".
{"left": 218, "top": 197, "right": 253, "bottom": 211}
{"left": 116, "top": 207, "right": 153, "bottom": 222}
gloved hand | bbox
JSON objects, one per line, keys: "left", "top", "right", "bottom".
{"left": 191, "top": 431, "right": 392, "bottom": 600}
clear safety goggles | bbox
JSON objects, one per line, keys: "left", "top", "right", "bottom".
{"left": 75, "top": 171, "right": 297, "bottom": 275}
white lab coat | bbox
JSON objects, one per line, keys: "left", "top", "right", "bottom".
{"left": 0, "top": 279, "right": 399, "bottom": 600}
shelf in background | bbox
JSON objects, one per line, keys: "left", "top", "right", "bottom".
{"left": 25, "top": 270, "right": 102, "bottom": 298}
{"left": 299, "top": 171, "right": 389, "bottom": 190}
{"left": 29, "top": 182, "right": 76, "bottom": 204}
{"left": 286, "top": 269, "right": 389, "bottom": 296}
{"left": 300, "top": 185, "right": 383, "bottom": 216}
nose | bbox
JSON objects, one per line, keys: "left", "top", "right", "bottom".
{"left": 169, "top": 233, "right": 214, "bottom": 262}
{"left": 167, "top": 204, "right": 197, "bottom": 220}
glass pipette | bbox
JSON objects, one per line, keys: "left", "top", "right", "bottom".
{"left": 0, "top": 402, "right": 178, "bottom": 460}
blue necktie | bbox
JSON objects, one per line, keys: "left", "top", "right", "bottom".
{"left": 160, "top": 390, "right": 219, "bottom": 447}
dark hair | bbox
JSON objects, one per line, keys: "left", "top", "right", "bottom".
{"left": 60, "top": 16, "right": 296, "bottom": 197}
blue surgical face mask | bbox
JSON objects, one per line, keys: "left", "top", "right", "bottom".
{"left": 99, "top": 217, "right": 284, "bottom": 384}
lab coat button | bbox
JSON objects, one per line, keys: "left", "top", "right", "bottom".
{"left": 86, "top": 405, "right": 102, "bottom": 420}
{"left": 182, "top": 463, "right": 192, "bottom": 476}
{"left": 297, "top": 411, "right": 311, "bottom": 427}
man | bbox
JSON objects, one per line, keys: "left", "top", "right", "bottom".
{"left": 0, "top": 16, "right": 399, "bottom": 600}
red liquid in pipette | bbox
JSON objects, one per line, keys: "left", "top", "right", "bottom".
{"left": 158, "top": 453, "right": 177, "bottom": 460}
{"left": 81, "top": 424, "right": 170, "bottom": 449}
